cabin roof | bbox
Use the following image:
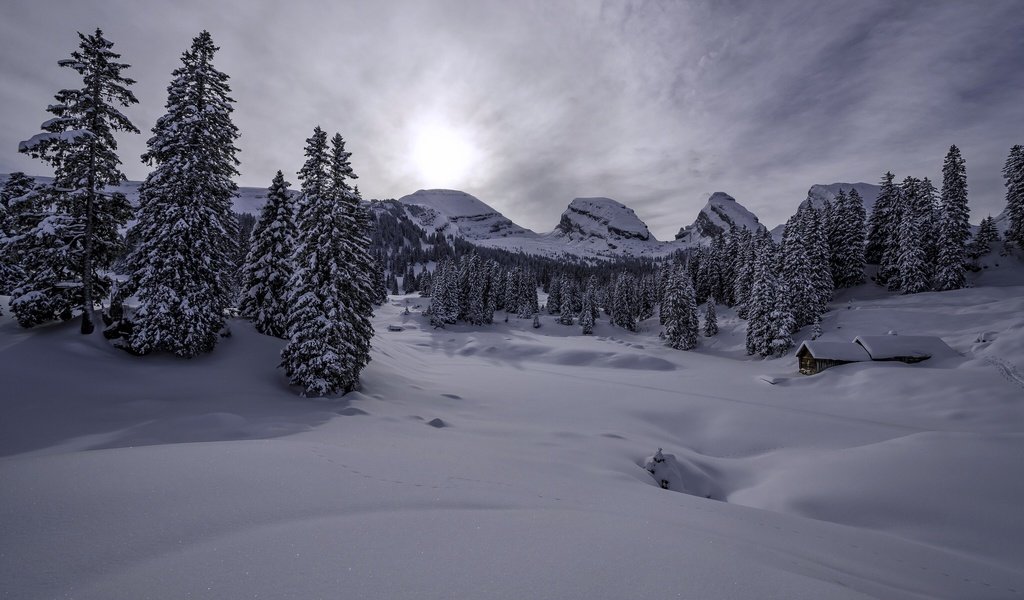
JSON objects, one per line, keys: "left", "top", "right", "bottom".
{"left": 796, "top": 341, "right": 871, "bottom": 362}
{"left": 852, "top": 335, "right": 956, "bottom": 360}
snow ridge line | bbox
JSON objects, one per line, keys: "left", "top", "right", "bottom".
{"left": 982, "top": 355, "right": 1024, "bottom": 390}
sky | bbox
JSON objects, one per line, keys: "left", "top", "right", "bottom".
{"left": 1, "top": 0, "right": 1022, "bottom": 237}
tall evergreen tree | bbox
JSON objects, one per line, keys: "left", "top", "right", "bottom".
{"left": 971, "top": 215, "right": 999, "bottom": 258}
{"left": 547, "top": 273, "right": 562, "bottom": 314}
{"left": 897, "top": 177, "right": 931, "bottom": 294}
{"left": 868, "top": 173, "right": 901, "bottom": 266}
{"left": 15, "top": 29, "right": 138, "bottom": 332}
{"left": 702, "top": 297, "right": 718, "bottom": 337}
{"left": 1003, "top": 145, "right": 1024, "bottom": 248}
{"left": 768, "top": 281, "right": 796, "bottom": 356}
{"left": 558, "top": 276, "right": 575, "bottom": 325}
{"left": 745, "top": 243, "right": 778, "bottom": 357}
{"left": 239, "top": 171, "right": 296, "bottom": 337}
{"left": 0, "top": 173, "right": 38, "bottom": 295}
{"left": 841, "top": 188, "right": 867, "bottom": 287}
{"left": 935, "top": 145, "right": 969, "bottom": 290}
{"left": 663, "top": 266, "right": 699, "bottom": 350}
{"left": 579, "top": 283, "right": 596, "bottom": 335}
{"left": 127, "top": 31, "right": 239, "bottom": 356}
{"left": 612, "top": 272, "right": 638, "bottom": 331}
{"left": 281, "top": 126, "right": 374, "bottom": 395}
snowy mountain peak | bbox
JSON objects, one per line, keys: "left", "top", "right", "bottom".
{"left": 397, "top": 189, "right": 531, "bottom": 239}
{"left": 674, "top": 191, "right": 764, "bottom": 244}
{"left": 554, "top": 197, "right": 654, "bottom": 242}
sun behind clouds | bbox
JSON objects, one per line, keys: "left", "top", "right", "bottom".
{"left": 409, "top": 118, "right": 480, "bottom": 188}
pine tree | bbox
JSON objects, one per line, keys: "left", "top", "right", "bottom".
{"left": 127, "top": 31, "right": 239, "bottom": 356}
{"left": 612, "top": 272, "right": 638, "bottom": 331}
{"left": 547, "top": 273, "right": 561, "bottom": 314}
{"left": 663, "top": 266, "right": 698, "bottom": 350}
{"left": 579, "top": 283, "right": 595, "bottom": 335}
{"left": 867, "top": 171, "right": 898, "bottom": 267}
{"left": 557, "top": 276, "right": 574, "bottom": 325}
{"left": 15, "top": 29, "right": 138, "bottom": 332}
{"left": 702, "top": 297, "right": 718, "bottom": 337}
{"left": 745, "top": 243, "right": 777, "bottom": 357}
{"left": 0, "top": 173, "right": 38, "bottom": 295}
{"left": 935, "top": 145, "right": 969, "bottom": 290}
{"left": 768, "top": 281, "right": 796, "bottom": 356}
{"left": 281, "top": 126, "right": 375, "bottom": 395}
{"left": 840, "top": 188, "right": 867, "bottom": 287}
{"left": 239, "top": 171, "right": 296, "bottom": 338}
{"left": 403, "top": 266, "right": 417, "bottom": 294}
{"left": 971, "top": 215, "right": 999, "bottom": 258}
{"left": 1003, "top": 145, "right": 1024, "bottom": 248}
{"left": 897, "top": 178, "right": 930, "bottom": 294}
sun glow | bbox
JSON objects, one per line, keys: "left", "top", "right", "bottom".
{"left": 410, "top": 120, "right": 479, "bottom": 188}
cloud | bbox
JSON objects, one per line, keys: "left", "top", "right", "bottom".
{"left": 1, "top": 0, "right": 1021, "bottom": 237}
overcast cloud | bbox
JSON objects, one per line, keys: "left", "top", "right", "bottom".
{"left": 1, "top": 0, "right": 1022, "bottom": 236}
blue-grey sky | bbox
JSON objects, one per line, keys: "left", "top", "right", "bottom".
{"left": 1, "top": 0, "right": 1022, "bottom": 237}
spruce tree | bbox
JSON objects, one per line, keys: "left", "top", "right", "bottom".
{"left": 702, "top": 297, "right": 718, "bottom": 337}
{"left": 239, "top": 171, "right": 296, "bottom": 338}
{"left": 841, "top": 188, "right": 867, "bottom": 287}
{"left": 768, "top": 281, "right": 796, "bottom": 356}
{"left": 867, "top": 171, "right": 898, "bottom": 267}
{"left": 0, "top": 173, "right": 37, "bottom": 295}
{"left": 935, "top": 145, "right": 969, "bottom": 290}
{"left": 579, "top": 284, "right": 595, "bottom": 335}
{"left": 1003, "top": 145, "right": 1024, "bottom": 248}
{"left": 745, "top": 243, "right": 777, "bottom": 357}
{"left": 281, "top": 126, "right": 374, "bottom": 395}
{"left": 127, "top": 31, "right": 239, "bottom": 356}
{"left": 558, "top": 276, "right": 575, "bottom": 325}
{"left": 547, "top": 273, "right": 561, "bottom": 314}
{"left": 663, "top": 266, "right": 698, "bottom": 350}
{"left": 612, "top": 272, "right": 638, "bottom": 331}
{"left": 972, "top": 216, "right": 999, "bottom": 258}
{"left": 15, "top": 29, "right": 138, "bottom": 332}
{"left": 897, "top": 178, "right": 930, "bottom": 294}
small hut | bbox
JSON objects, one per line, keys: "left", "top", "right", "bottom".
{"left": 796, "top": 341, "right": 871, "bottom": 375}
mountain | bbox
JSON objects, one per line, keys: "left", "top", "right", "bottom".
{"left": 397, "top": 189, "right": 532, "bottom": 240}
{"left": 674, "top": 192, "right": 765, "bottom": 245}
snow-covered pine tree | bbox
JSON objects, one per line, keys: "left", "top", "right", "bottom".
{"left": 805, "top": 204, "right": 834, "bottom": 320}
{"left": 825, "top": 192, "right": 845, "bottom": 284}
{"left": 504, "top": 266, "right": 521, "bottom": 318}
{"left": 702, "top": 297, "right": 718, "bottom": 337}
{"left": 558, "top": 276, "right": 575, "bottom": 325}
{"left": 733, "top": 229, "right": 755, "bottom": 318}
{"left": 403, "top": 266, "right": 417, "bottom": 294}
{"left": 971, "top": 215, "right": 999, "bottom": 258}
{"left": 779, "top": 209, "right": 815, "bottom": 329}
{"left": 935, "top": 145, "right": 969, "bottom": 291}
{"left": 612, "top": 272, "right": 638, "bottom": 331}
{"left": 546, "top": 273, "right": 561, "bottom": 314}
{"left": 127, "top": 31, "right": 239, "bottom": 356}
{"left": 839, "top": 188, "right": 867, "bottom": 287}
{"left": 1003, "top": 145, "right": 1024, "bottom": 248}
{"left": 520, "top": 270, "right": 538, "bottom": 318}
{"left": 429, "top": 258, "right": 459, "bottom": 327}
{"left": 662, "top": 266, "right": 699, "bottom": 350}
{"left": 239, "top": 171, "right": 296, "bottom": 338}
{"left": 896, "top": 177, "right": 930, "bottom": 294}
{"left": 282, "top": 126, "right": 375, "bottom": 394}
{"left": 579, "top": 283, "right": 596, "bottom": 335}
{"left": 15, "top": 29, "right": 138, "bottom": 332}
{"left": 0, "top": 173, "right": 38, "bottom": 295}
{"left": 879, "top": 175, "right": 908, "bottom": 289}
{"left": 768, "top": 280, "right": 796, "bottom": 356}
{"left": 867, "top": 171, "right": 898, "bottom": 267}
{"left": 745, "top": 241, "right": 778, "bottom": 357}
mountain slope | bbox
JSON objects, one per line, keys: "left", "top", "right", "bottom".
{"left": 675, "top": 192, "right": 765, "bottom": 245}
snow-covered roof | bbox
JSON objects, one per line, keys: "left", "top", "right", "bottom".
{"left": 796, "top": 341, "right": 871, "bottom": 362}
{"left": 853, "top": 336, "right": 956, "bottom": 360}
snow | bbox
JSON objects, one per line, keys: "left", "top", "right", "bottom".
{"left": 796, "top": 340, "right": 871, "bottom": 362}
{"left": 675, "top": 191, "right": 765, "bottom": 245}
{"left": 853, "top": 335, "right": 958, "bottom": 361}
{"left": 398, "top": 189, "right": 532, "bottom": 240}
{"left": 2, "top": 259, "right": 1024, "bottom": 598}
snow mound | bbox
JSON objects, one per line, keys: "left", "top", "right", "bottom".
{"left": 643, "top": 448, "right": 721, "bottom": 499}
{"left": 675, "top": 192, "right": 764, "bottom": 244}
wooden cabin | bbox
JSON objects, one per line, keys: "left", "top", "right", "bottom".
{"left": 798, "top": 335, "right": 956, "bottom": 375}
{"left": 796, "top": 341, "right": 871, "bottom": 375}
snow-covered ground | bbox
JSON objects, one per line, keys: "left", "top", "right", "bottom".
{"left": 2, "top": 268, "right": 1023, "bottom": 599}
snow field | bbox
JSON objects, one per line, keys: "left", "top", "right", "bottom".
{"left": 1, "top": 278, "right": 1023, "bottom": 599}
